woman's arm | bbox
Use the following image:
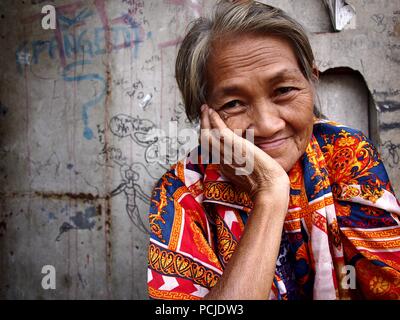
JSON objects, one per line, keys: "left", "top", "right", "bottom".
{"left": 201, "top": 105, "right": 290, "bottom": 299}
{"left": 204, "top": 190, "right": 289, "bottom": 300}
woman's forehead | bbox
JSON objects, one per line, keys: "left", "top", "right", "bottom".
{"left": 210, "top": 33, "right": 296, "bottom": 57}
{"left": 206, "top": 35, "right": 304, "bottom": 92}
{"left": 209, "top": 34, "right": 299, "bottom": 68}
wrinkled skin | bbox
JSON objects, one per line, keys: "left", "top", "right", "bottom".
{"left": 201, "top": 34, "right": 317, "bottom": 199}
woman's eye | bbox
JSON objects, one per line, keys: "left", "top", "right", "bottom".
{"left": 222, "top": 100, "right": 243, "bottom": 109}
{"left": 276, "top": 87, "right": 297, "bottom": 95}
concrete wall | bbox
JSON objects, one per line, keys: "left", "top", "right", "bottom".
{"left": 0, "top": 0, "right": 398, "bottom": 299}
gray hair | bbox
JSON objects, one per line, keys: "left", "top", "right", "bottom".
{"left": 175, "top": 0, "right": 318, "bottom": 122}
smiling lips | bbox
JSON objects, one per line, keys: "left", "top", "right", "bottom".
{"left": 255, "top": 137, "right": 290, "bottom": 151}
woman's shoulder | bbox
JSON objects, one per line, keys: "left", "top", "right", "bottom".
{"left": 152, "top": 147, "right": 207, "bottom": 197}
{"left": 312, "top": 118, "right": 376, "bottom": 152}
{"left": 311, "top": 118, "right": 389, "bottom": 186}
{"left": 151, "top": 166, "right": 183, "bottom": 196}
{"left": 313, "top": 118, "right": 369, "bottom": 140}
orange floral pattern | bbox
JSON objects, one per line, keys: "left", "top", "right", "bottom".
{"left": 148, "top": 120, "right": 400, "bottom": 300}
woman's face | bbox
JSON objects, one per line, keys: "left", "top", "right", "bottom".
{"left": 206, "top": 34, "right": 316, "bottom": 172}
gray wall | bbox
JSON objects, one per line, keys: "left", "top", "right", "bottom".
{"left": 0, "top": 0, "right": 399, "bottom": 299}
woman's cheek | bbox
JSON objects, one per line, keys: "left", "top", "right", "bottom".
{"left": 289, "top": 94, "right": 314, "bottom": 120}
{"left": 291, "top": 93, "right": 313, "bottom": 110}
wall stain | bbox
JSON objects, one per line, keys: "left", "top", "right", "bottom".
{"left": 0, "top": 221, "right": 7, "bottom": 237}
{"left": 377, "top": 100, "right": 400, "bottom": 112}
{"left": 55, "top": 222, "right": 75, "bottom": 241}
{"left": 381, "top": 122, "right": 400, "bottom": 131}
{"left": 0, "top": 101, "right": 8, "bottom": 117}
{"left": 55, "top": 206, "right": 101, "bottom": 241}
{"left": 35, "top": 191, "right": 110, "bottom": 201}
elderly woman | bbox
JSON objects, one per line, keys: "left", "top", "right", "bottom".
{"left": 147, "top": 0, "right": 400, "bottom": 300}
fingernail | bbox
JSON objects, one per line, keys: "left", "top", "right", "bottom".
{"left": 208, "top": 108, "right": 213, "bottom": 115}
{"left": 201, "top": 104, "right": 207, "bottom": 112}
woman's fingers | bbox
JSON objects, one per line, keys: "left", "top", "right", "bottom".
{"left": 208, "top": 108, "right": 227, "bottom": 130}
{"left": 201, "top": 105, "right": 227, "bottom": 154}
{"left": 199, "top": 104, "right": 288, "bottom": 197}
{"left": 200, "top": 104, "right": 210, "bottom": 130}
{"left": 200, "top": 105, "right": 252, "bottom": 169}
{"left": 207, "top": 108, "right": 234, "bottom": 149}
{"left": 200, "top": 104, "right": 212, "bottom": 146}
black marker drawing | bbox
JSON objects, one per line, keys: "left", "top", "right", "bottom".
{"left": 100, "top": 113, "right": 197, "bottom": 233}
{"left": 108, "top": 114, "right": 187, "bottom": 168}
{"left": 382, "top": 140, "right": 400, "bottom": 168}
{"left": 109, "top": 113, "right": 156, "bottom": 145}
{"left": 111, "top": 164, "right": 154, "bottom": 234}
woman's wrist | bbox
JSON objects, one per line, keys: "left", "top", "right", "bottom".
{"left": 252, "top": 176, "right": 290, "bottom": 202}
{"left": 253, "top": 190, "right": 288, "bottom": 206}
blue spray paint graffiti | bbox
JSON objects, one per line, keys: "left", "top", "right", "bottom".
{"left": 62, "top": 60, "right": 107, "bottom": 140}
{"left": 16, "top": 4, "right": 145, "bottom": 139}
{"left": 15, "top": 41, "right": 30, "bottom": 73}
{"left": 16, "top": 25, "right": 143, "bottom": 70}
{"left": 58, "top": 8, "right": 94, "bottom": 28}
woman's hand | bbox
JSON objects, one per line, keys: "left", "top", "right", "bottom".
{"left": 200, "top": 104, "right": 290, "bottom": 203}
{"left": 200, "top": 104, "right": 291, "bottom": 299}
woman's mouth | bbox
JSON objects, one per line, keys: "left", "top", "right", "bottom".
{"left": 255, "top": 137, "right": 290, "bottom": 151}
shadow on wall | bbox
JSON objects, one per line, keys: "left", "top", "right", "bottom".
{"left": 316, "top": 67, "right": 378, "bottom": 144}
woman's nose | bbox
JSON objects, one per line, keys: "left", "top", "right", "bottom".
{"left": 249, "top": 101, "right": 286, "bottom": 138}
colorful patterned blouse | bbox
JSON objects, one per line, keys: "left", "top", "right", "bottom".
{"left": 147, "top": 119, "right": 400, "bottom": 300}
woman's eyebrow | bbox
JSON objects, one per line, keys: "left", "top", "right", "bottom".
{"left": 270, "top": 68, "right": 304, "bottom": 84}
{"left": 211, "top": 69, "right": 304, "bottom": 101}
{"left": 210, "top": 84, "right": 244, "bottom": 103}
{"left": 219, "top": 85, "right": 241, "bottom": 97}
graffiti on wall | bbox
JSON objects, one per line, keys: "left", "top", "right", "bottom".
{"left": 16, "top": 0, "right": 148, "bottom": 140}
